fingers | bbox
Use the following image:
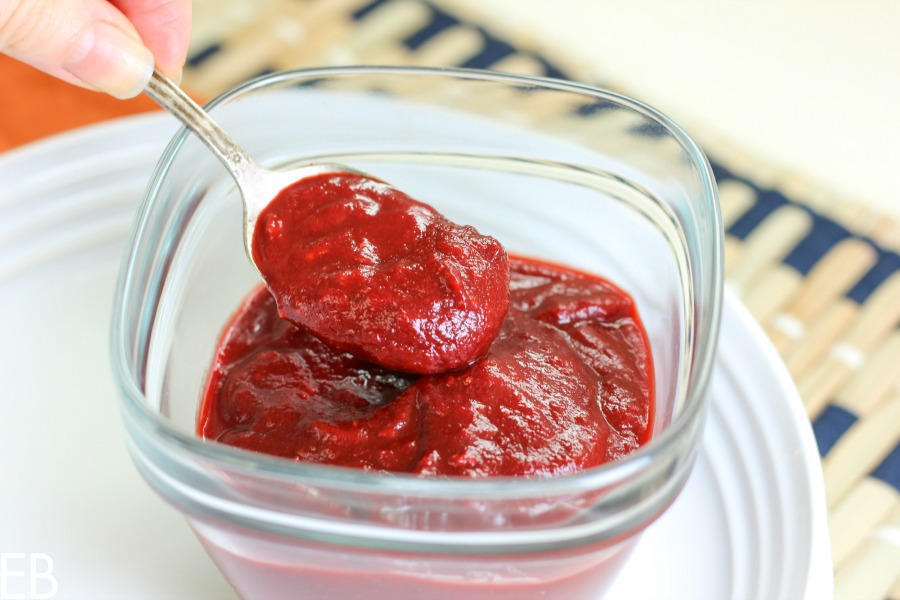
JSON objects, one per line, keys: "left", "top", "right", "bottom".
{"left": 0, "top": 0, "right": 191, "bottom": 99}
{"left": 0, "top": 0, "right": 152, "bottom": 98}
{"left": 111, "top": 0, "right": 191, "bottom": 82}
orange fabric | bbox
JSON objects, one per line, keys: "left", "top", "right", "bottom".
{"left": 0, "top": 54, "right": 160, "bottom": 152}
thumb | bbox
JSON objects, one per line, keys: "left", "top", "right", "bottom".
{"left": 0, "top": 0, "right": 154, "bottom": 99}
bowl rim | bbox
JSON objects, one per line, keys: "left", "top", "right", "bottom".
{"left": 111, "top": 64, "right": 723, "bottom": 498}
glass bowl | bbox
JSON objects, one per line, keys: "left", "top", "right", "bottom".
{"left": 111, "top": 66, "right": 722, "bottom": 600}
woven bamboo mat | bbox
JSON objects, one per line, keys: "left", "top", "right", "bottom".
{"left": 182, "top": 1, "right": 900, "bottom": 597}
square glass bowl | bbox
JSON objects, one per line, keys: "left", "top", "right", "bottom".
{"left": 111, "top": 67, "right": 722, "bottom": 600}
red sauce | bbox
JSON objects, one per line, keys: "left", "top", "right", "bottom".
{"left": 251, "top": 172, "right": 510, "bottom": 374}
{"left": 199, "top": 257, "right": 654, "bottom": 476}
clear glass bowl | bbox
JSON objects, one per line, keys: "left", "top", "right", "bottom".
{"left": 111, "top": 67, "right": 722, "bottom": 600}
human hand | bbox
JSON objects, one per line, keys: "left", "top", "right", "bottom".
{"left": 0, "top": 0, "right": 191, "bottom": 99}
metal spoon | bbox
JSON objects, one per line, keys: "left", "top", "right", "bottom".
{"left": 143, "top": 69, "right": 512, "bottom": 374}
{"left": 143, "top": 69, "right": 366, "bottom": 263}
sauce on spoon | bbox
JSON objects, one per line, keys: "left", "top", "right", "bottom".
{"left": 252, "top": 172, "right": 510, "bottom": 374}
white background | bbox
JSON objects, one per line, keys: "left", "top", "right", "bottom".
{"left": 436, "top": 0, "right": 900, "bottom": 220}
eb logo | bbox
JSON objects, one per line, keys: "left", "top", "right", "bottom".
{"left": 0, "top": 554, "right": 57, "bottom": 600}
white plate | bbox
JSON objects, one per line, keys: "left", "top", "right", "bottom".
{"left": 0, "top": 115, "right": 832, "bottom": 600}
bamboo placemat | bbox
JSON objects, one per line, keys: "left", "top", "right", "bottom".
{"left": 182, "top": 1, "right": 900, "bottom": 597}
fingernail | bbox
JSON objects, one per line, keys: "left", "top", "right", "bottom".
{"left": 64, "top": 21, "right": 154, "bottom": 99}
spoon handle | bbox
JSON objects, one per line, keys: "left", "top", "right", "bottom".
{"left": 144, "top": 69, "right": 257, "bottom": 186}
